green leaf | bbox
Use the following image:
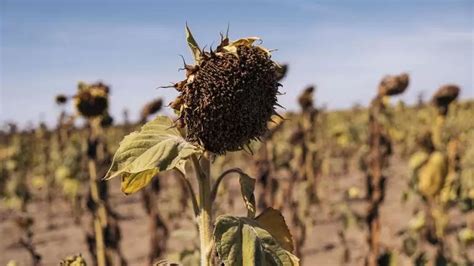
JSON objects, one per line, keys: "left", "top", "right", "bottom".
{"left": 120, "top": 169, "right": 158, "bottom": 195}
{"left": 214, "top": 215, "right": 299, "bottom": 266}
{"left": 185, "top": 24, "right": 201, "bottom": 63}
{"left": 105, "top": 116, "right": 201, "bottom": 194}
{"left": 239, "top": 173, "right": 256, "bottom": 218}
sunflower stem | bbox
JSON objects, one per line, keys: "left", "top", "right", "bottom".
{"left": 192, "top": 154, "right": 213, "bottom": 266}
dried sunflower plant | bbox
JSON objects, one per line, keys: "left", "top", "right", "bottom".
{"left": 366, "top": 73, "right": 409, "bottom": 266}
{"left": 105, "top": 26, "right": 299, "bottom": 266}
{"left": 73, "top": 82, "right": 127, "bottom": 266}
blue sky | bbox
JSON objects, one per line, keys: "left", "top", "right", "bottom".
{"left": 1, "top": 0, "right": 473, "bottom": 127}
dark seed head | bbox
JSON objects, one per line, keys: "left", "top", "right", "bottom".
{"left": 432, "top": 84, "right": 460, "bottom": 115}
{"left": 171, "top": 33, "right": 281, "bottom": 154}
{"left": 55, "top": 94, "right": 68, "bottom": 105}
{"left": 140, "top": 98, "right": 163, "bottom": 123}
{"left": 378, "top": 73, "right": 409, "bottom": 97}
{"left": 74, "top": 82, "right": 109, "bottom": 118}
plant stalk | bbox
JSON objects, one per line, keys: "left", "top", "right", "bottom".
{"left": 88, "top": 158, "right": 107, "bottom": 266}
{"left": 192, "top": 154, "right": 213, "bottom": 266}
{"left": 366, "top": 96, "right": 384, "bottom": 266}
{"left": 88, "top": 119, "right": 107, "bottom": 266}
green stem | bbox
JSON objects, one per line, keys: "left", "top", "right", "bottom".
{"left": 210, "top": 168, "right": 244, "bottom": 203}
{"left": 192, "top": 154, "right": 213, "bottom": 266}
{"left": 175, "top": 169, "right": 199, "bottom": 216}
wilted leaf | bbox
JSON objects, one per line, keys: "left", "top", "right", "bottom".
{"left": 105, "top": 116, "right": 201, "bottom": 194}
{"left": 239, "top": 173, "right": 256, "bottom": 218}
{"left": 214, "top": 215, "right": 299, "bottom": 266}
{"left": 60, "top": 254, "right": 87, "bottom": 266}
{"left": 418, "top": 151, "right": 448, "bottom": 198}
{"left": 409, "top": 151, "right": 429, "bottom": 171}
{"left": 402, "top": 236, "right": 417, "bottom": 257}
{"left": 255, "top": 208, "right": 294, "bottom": 252}
{"left": 408, "top": 211, "right": 425, "bottom": 232}
{"left": 458, "top": 228, "right": 474, "bottom": 245}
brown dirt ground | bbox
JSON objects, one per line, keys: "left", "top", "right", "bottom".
{"left": 1, "top": 155, "right": 472, "bottom": 266}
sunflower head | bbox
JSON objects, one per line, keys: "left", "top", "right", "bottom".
{"left": 74, "top": 81, "right": 109, "bottom": 118}
{"left": 140, "top": 98, "right": 163, "bottom": 122}
{"left": 169, "top": 26, "right": 283, "bottom": 154}
{"left": 298, "top": 86, "right": 315, "bottom": 113}
{"left": 432, "top": 84, "right": 460, "bottom": 116}
{"left": 55, "top": 94, "right": 68, "bottom": 105}
{"left": 378, "top": 73, "right": 409, "bottom": 97}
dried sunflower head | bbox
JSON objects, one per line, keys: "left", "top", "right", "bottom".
{"left": 169, "top": 26, "right": 283, "bottom": 154}
{"left": 74, "top": 82, "right": 109, "bottom": 118}
{"left": 432, "top": 84, "right": 460, "bottom": 116}
{"left": 298, "top": 85, "right": 315, "bottom": 113}
{"left": 140, "top": 98, "right": 163, "bottom": 123}
{"left": 55, "top": 94, "right": 68, "bottom": 105}
{"left": 378, "top": 73, "right": 409, "bottom": 97}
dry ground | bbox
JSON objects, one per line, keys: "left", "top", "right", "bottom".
{"left": 1, "top": 155, "right": 472, "bottom": 266}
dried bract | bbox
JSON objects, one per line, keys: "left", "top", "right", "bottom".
{"left": 275, "top": 64, "right": 288, "bottom": 81}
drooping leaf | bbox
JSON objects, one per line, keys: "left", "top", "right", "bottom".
{"left": 409, "top": 151, "right": 429, "bottom": 171}
{"left": 120, "top": 169, "right": 158, "bottom": 195}
{"left": 185, "top": 24, "right": 201, "bottom": 63}
{"left": 239, "top": 173, "right": 256, "bottom": 218}
{"left": 255, "top": 208, "right": 294, "bottom": 252}
{"left": 105, "top": 116, "right": 201, "bottom": 194}
{"left": 214, "top": 215, "right": 299, "bottom": 266}
{"left": 418, "top": 151, "right": 448, "bottom": 198}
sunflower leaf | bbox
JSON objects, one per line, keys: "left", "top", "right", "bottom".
{"left": 105, "top": 116, "right": 202, "bottom": 194}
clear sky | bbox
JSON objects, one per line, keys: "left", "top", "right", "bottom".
{"left": 1, "top": 0, "right": 473, "bottom": 127}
